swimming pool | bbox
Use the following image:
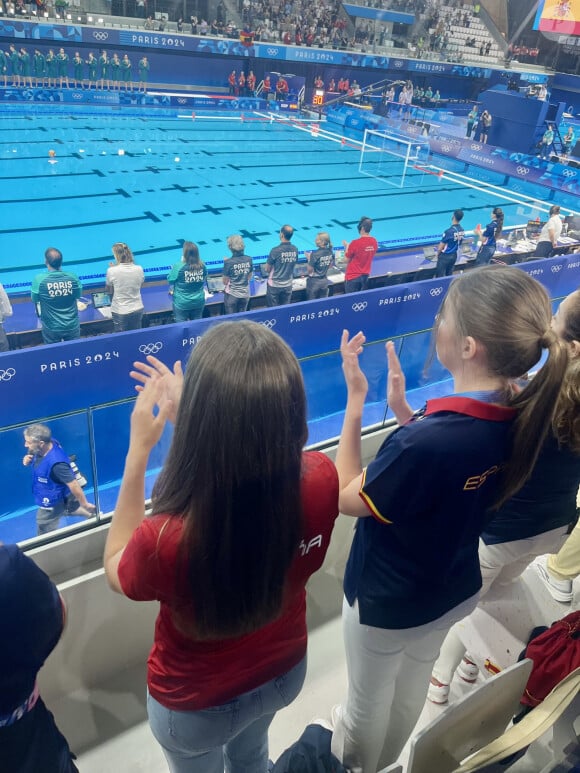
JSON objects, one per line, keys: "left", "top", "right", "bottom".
{"left": 0, "top": 110, "right": 558, "bottom": 292}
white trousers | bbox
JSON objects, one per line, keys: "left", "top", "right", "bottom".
{"left": 332, "top": 593, "right": 478, "bottom": 773}
{"left": 432, "top": 526, "right": 569, "bottom": 686}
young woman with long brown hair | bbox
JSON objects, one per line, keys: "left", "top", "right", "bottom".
{"left": 103, "top": 321, "right": 338, "bottom": 773}
{"left": 331, "top": 265, "right": 567, "bottom": 772}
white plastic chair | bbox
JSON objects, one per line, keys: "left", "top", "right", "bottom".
{"left": 381, "top": 660, "right": 533, "bottom": 773}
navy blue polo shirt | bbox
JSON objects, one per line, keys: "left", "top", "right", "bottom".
{"left": 343, "top": 397, "right": 516, "bottom": 629}
{"left": 482, "top": 221, "right": 498, "bottom": 249}
{"left": 482, "top": 433, "right": 580, "bottom": 545}
{"left": 0, "top": 545, "right": 63, "bottom": 713}
{"left": 440, "top": 224, "right": 464, "bottom": 255}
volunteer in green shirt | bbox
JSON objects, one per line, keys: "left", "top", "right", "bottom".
{"left": 167, "top": 242, "right": 207, "bottom": 321}
{"left": 31, "top": 248, "right": 82, "bottom": 344}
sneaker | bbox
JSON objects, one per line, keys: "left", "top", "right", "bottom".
{"left": 311, "top": 705, "right": 342, "bottom": 732}
{"left": 535, "top": 557, "right": 573, "bottom": 603}
{"left": 457, "top": 656, "right": 479, "bottom": 683}
{"left": 427, "top": 676, "right": 450, "bottom": 705}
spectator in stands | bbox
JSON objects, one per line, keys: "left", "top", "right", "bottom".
{"left": 144, "top": 15, "right": 155, "bottom": 30}
{"left": 478, "top": 109, "right": 492, "bottom": 143}
{"left": 0, "top": 282, "right": 13, "bottom": 352}
{"left": 168, "top": 241, "right": 207, "bottom": 321}
{"left": 540, "top": 124, "right": 555, "bottom": 160}
{"left": 537, "top": 83, "right": 548, "bottom": 101}
{"left": 265, "top": 225, "right": 298, "bottom": 307}
{"left": 332, "top": 266, "right": 567, "bottom": 773}
{"left": 435, "top": 209, "right": 465, "bottom": 277}
{"left": 342, "top": 216, "right": 378, "bottom": 293}
{"left": 563, "top": 125, "right": 576, "bottom": 156}
{"left": 430, "top": 288, "right": 580, "bottom": 701}
{"left": 22, "top": 423, "right": 96, "bottom": 535}
{"left": 0, "top": 543, "right": 79, "bottom": 773}
{"left": 31, "top": 248, "right": 82, "bottom": 345}
{"left": 222, "top": 234, "right": 253, "bottom": 315}
{"left": 534, "top": 204, "right": 563, "bottom": 258}
{"left": 103, "top": 321, "right": 339, "bottom": 773}
{"left": 466, "top": 105, "right": 478, "bottom": 138}
{"left": 474, "top": 206, "right": 504, "bottom": 265}
{"left": 306, "top": 231, "right": 333, "bottom": 300}
{"left": 105, "top": 242, "right": 145, "bottom": 332}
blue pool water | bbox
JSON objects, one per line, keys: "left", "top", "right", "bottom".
{"left": 0, "top": 111, "right": 554, "bottom": 292}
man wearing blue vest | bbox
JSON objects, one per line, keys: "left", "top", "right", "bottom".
{"left": 435, "top": 209, "right": 465, "bottom": 278}
{"left": 23, "top": 424, "right": 96, "bottom": 536}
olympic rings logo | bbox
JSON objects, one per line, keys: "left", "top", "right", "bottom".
{"left": 442, "top": 144, "right": 452, "bottom": 153}
{"left": 562, "top": 169, "right": 577, "bottom": 178}
{"left": 0, "top": 368, "right": 16, "bottom": 381}
{"left": 351, "top": 302, "right": 367, "bottom": 312}
{"left": 267, "top": 48, "right": 279, "bottom": 55}
{"left": 139, "top": 342, "right": 163, "bottom": 355}
{"left": 259, "top": 319, "right": 277, "bottom": 329}
{"left": 551, "top": 265, "right": 563, "bottom": 272}
{"left": 470, "top": 144, "right": 482, "bottom": 151}
{"left": 516, "top": 166, "right": 530, "bottom": 175}
{"left": 72, "top": 92, "right": 83, "bottom": 99}
{"left": 177, "top": 97, "right": 186, "bottom": 103}
{"left": 430, "top": 287, "right": 444, "bottom": 297}
{"left": 393, "top": 60, "right": 404, "bottom": 68}
{"left": 93, "top": 31, "right": 109, "bottom": 41}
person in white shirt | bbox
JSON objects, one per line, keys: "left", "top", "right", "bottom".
{"left": 534, "top": 205, "right": 562, "bottom": 258}
{"left": 105, "top": 242, "right": 145, "bottom": 332}
{"left": 0, "top": 282, "right": 13, "bottom": 352}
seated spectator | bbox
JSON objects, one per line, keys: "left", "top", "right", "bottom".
{"left": 105, "top": 242, "right": 145, "bottom": 333}
{"left": 0, "top": 543, "right": 78, "bottom": 773}
{"left": 103, "top": 321, "right": 339, "bottom": 773}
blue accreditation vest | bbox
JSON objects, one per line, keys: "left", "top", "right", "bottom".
{"left": 32, "top": 441, "right": 71, "bottom": 508}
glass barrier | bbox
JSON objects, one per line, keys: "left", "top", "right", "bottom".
{"left": 0, "top": 411, "right": 98, "bottom": 544}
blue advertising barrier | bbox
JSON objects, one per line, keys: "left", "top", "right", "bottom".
{"left": 0, "top": 20, "right": 549, "bottom": 83}
{"left": 0, "top": 256, "right": 577, "bottom": 430}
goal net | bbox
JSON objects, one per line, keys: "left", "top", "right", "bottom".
{"left": 359, "top": 129, "right": 431, "bottom": 188}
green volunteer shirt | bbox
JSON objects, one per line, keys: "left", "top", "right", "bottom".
{"left": 167, "top": 261, "right": 207, "bottom": 310}
{"left": 31, "top": 270, "right": 82, "bottom": 333}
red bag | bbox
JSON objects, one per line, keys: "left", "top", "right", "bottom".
{"left": 521, "top": 611, "right": 580, "bottom": 707}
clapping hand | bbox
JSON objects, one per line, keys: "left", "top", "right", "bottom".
{"left": 386, "top": 340, "right": 413, "bottom": 425}
{"left": 130, "top": 355, "right": 183, "bottom": 426}
{"left": 340, "top": 329, "right": 368, "bottom": 404}
{"left": 129, "top": 372, "right": 174, "bottom": 455}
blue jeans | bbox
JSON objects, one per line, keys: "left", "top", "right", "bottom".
{"left": 147, "top": 657, "right": 306, "bottom": 773}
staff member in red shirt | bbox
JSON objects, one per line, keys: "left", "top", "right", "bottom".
{"left": 276, "top": 76, "right": 289, "bottom": 101}
{"left": 342, "top": 216, "right": 378, "bottom": 293}
{"left": 228, "top": 69, "right": 236, "bottom": 95}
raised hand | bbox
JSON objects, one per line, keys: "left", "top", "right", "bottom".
{"left": 130, "top": 355, "right": 183, "bottom": 425}
{"left": 386, "top": 340, "right": 413, "bottom": 425}
{"left": 340, "top": 329, "right": 368, "bottom": 404}
{"left": 129, "top": 373, "right": 174, "bottom": 455}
